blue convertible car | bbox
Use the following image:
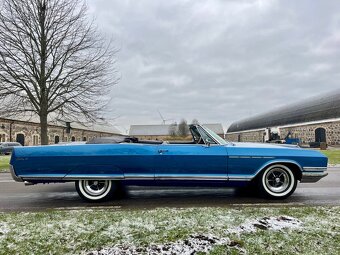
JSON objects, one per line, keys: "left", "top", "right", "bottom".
{"left": 10, "top": 124, "right": 328, "bottom": 202}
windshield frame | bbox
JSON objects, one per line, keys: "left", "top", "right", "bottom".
{"left": 189, "top": 124, "right": 228, "bottom": 145}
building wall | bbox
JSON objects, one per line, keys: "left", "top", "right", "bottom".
{"left": 226, "top": 120, "right": 340, "bottom": 145}
{"left": 0, "top": 118, "right": 117, "bottom": 146}
{"left": 279, "top": 121, "right": 340, "bottom": 145}
{"left": 225, "top": 130, "right": 265, "bottom": 143}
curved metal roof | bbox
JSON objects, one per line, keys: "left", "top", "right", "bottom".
{"left": 227, "top": 89, "right": 340, "bottom": 133}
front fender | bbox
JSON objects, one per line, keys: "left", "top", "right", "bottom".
{"left": 252, "top": 159, "right": 303, "bottom": 180}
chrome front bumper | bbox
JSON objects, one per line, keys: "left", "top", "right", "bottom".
{"left": 301, "top": 167, "right": 328, "bottom": 183}
{"left": 10, "top": 165, "right": 23, "bottom": 182}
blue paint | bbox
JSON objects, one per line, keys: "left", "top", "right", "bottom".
{"left": 10, "top": 128, "right": 328, "bottom": 187}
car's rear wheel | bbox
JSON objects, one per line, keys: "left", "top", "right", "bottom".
{"left": 258, "top": 164, "right": 297, "bottom": 199}
{"left": 75, "top": 180, "right": 115, "bottom": 202}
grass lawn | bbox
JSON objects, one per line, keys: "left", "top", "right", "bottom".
{"left": 0, "top": 206, "right": 339, "bottom": 255}
{"left": 0, "top": 155, "right": 10, "bottom": 172}
{"left": 321, "top": 150, "right": 340, "bottom": 165}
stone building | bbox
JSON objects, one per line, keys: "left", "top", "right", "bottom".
{"left": 129, "top": 123, "right": 224, "bottom": 140}
{"left": 226, "top": 90, "right": 340, "bottom": 145}
{"left": 0, "top": 117, "right": 121, "bottom": 146}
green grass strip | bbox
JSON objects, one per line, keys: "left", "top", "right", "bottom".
{"left": 321, "top": 150, "right": 340, "bottom": 165}
{"left": 0, "top": 206, "right": 339, "bottom": 255}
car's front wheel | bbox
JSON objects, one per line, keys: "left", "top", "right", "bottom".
{"left": 258, "top": 164, "right": 297, "bottom": 199}
{"left": 75, "top": 180, "right": 115, "bottom": 202}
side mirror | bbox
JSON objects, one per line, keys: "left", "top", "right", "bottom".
{"left": 205, "top": 139, "right": 211, "bottom": 147}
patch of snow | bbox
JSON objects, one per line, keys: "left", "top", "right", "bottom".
{"left": 60, "top": 219, "right": 78, "bottom": 229}
{"left": 228, "top": 216, "right": 302, "bottom": 235}
{"left": 0, "top": 222, "right": 10, "bottom": 239}
{"left": 87, "top": 234, "right": 230, "bottom": 255}
{"left": 87, "top": 216, "right": 301, "bottom": 255}
{"left": 46, "top": 223, "right": 54, "bottom": 228}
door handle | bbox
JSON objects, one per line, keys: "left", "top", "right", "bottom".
{"left": 158, "top": 149, "right": 168, "bottom": 154}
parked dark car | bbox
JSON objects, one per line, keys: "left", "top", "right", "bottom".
{"left": 0, "top": 142, "right": 22, "bottom": 155}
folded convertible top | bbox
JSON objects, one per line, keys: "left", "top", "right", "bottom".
{"left": 86, "top": 136, "right": 136, "bottom": 144}
{"left": 86, "top": 136, "right": 162, "bottom": 144}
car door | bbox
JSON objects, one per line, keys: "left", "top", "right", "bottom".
{"left": 119, "top": 143, "right": 156, "bottom": 180}
{"left": 154, "top": 144, "right": 228, "bottom": 182}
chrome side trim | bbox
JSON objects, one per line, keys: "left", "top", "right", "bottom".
{"left": 16, "top": 170, "right": 328, "bottom": 183}
{"left": 300, "top": 172, "right": 328, "bottom": 183}
{"left": 229, "top": 156, "right": 275, "bottom": 159}
{"left": 155, "top": 174, "right": 228, "bottom": 181}
{"left": 303, "top": 167, "right": 328, "bottom": 171}
{"left": 124, "top": 174, "right": 154, "bottom": 180}
{"left": 63, "top": 174, "right": 124, "bottom": 181}
{"left": 229, "top": 156, "right": 251, "bottom": 159}
{"left": 18, "top": 173, "right": 256, "bottom": 182}
{"left": 10, "top": 165, "right": 23, "bottom": 182}
{"left": 228, "top": 175, "right": 253, "bottom": 181}
{"left": 18, "top": 174, "right": 229, "bottom": 182}
{"left": 21, "top": 174, "right": 65, "bottom": 181}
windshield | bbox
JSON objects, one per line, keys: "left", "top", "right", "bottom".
{"left": 201, "top": 125, "right": 228, "bottom": 145}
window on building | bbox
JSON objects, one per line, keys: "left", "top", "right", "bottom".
{"left": 55, "top": 136, "right": 60, "bottom": 144}
{"left": 71, "top": 136, "right": 76, "bottom": 142}
{"left": 0, "top": 134, "right": 6, "bottom": 142}
{"left": 16, "top": 134, "right": 25, "bottom": 146}
{"left": 315, "top": 128, "right": 326, "bottom": 143}
{"left": 32, "top": 135, "right": 39, "bottom": 145}
{"left": 83, "top": 137, "right": 87, "bottom": 141}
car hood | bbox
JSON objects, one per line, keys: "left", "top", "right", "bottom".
{"left": 229, "top": 142, "right": 301, "bottom": 150}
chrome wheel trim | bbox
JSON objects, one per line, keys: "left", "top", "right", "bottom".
{"left": 262, "top": 165, "right": 295, "bottom": 197}
{"left": 265, "top": 168, "right": 290, "bottom": 193}
{"left": 78, "top": 180, "right": 112, "bottom": 200}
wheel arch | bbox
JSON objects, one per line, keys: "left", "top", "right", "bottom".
{"left": 253, "top": 160, "right": 303, "bottom": 181}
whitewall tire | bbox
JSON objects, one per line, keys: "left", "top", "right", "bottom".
{"left": 75, "top": 180, "right": 115, "bottom": 202}
{"left": 258, "top": 164, "right": 297, "bottom": 199}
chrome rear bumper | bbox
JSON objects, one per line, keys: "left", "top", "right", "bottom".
{"left": 10, "top": 165, "right": 23, "bottom": 182}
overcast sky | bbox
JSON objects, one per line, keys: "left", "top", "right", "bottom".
{"left": 88, "top": 0, "right": 340, "bottom": 132}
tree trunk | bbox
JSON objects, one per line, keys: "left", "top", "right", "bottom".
{"left": 39, "top": 2, "right": 48, "bottom": 146}
{"left": 40, "top": 113, "right": 49, "bottom": 145}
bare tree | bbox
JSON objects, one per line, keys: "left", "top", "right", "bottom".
{"left": 168, "top": 122, "right": 177, "bottom": 137}
{"left": 177, "top": 119, "right": 189, "bottom": 137}
{"left": 0, "top": 0, "right": 118, "bottom": 144}
{"left": 191, "top": 119, "right": 199, "bottom": 125}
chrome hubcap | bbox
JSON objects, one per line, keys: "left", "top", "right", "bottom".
{"left": 83, "top": 180, "right": 109, "bottom": 196}
{"left": 265, "top": 168, "right": 290, "bottom": 193}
